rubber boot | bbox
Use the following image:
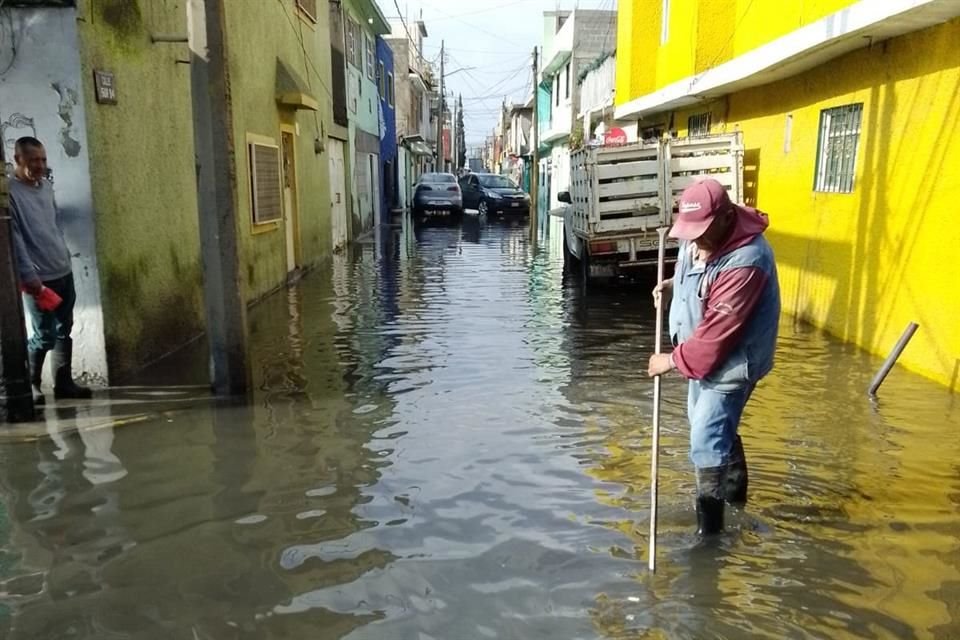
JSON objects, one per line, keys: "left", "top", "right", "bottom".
{"left": 695, "top": 466, "right": 725, "bottom": 536}
{"left": 723, "top": 435, "right": 749, "bottom": 507}
{"left": 51, "top": 340, "right": 92, "bottom": 400}
{"left": 28, "top": 348, "right": 46, "bottom": 406}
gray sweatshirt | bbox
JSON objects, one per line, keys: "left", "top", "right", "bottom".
{"left": 8, "top": 177, "right": 72, "bottom": 283}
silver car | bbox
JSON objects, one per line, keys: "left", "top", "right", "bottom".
{"left": 413, "top": 173, "right": 463, "bottom": 220}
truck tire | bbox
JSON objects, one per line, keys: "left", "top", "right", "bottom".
{"left": 562, "top": 236, "right": 575, "bottom": 273}
{"left": 580, "top": 246, "right": 591, "bottom": 287}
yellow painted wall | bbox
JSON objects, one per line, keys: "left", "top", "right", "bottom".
{"left": 616, "top": 1, "right": 960, "bottom": 388}
{"left": 226, "top": 3, "right": 335, "bottom": 303}
{"left": 716, "top": 19, "right": 959, "bottom": 388}
{"left": 615, "top": 0, "right": 660, "bottom": 105}
{"left": 617, "top": 0, "right": 858, "bottom": 104}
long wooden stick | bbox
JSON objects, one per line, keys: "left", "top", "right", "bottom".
{"left": 649, "top": 226, "right": 669, "bottom": 573}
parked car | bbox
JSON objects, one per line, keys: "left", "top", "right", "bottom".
{"left": 413, "top": 173, "right": 463, "bottom": 220}
{"left": 459, "top": 173, "right": 530, "bottom": 216}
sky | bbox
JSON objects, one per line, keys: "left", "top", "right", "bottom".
{"left": 383, "top": 0, "right": 617, "bottom": 147}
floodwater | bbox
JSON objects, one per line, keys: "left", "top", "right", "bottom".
{"left": 0, "top": 216, "right": 958, "bottom": 640}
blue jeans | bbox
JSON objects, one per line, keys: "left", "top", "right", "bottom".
{"left": 687, "top": 380, "right": 755, "bottom": 469}
{"left": 22, "top": 273, "right": 76, "bottom": 353}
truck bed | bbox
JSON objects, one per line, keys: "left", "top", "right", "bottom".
{"left": 569, "top": 133, "right": 744, "bottom": 240}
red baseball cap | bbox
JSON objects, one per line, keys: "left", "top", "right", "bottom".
{"left": 669, "top": 179, "right": 733, "bottom": 240}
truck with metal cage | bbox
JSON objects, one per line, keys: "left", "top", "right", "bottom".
{"left": 560, "top": 132, "right": 744, "bottom": 281}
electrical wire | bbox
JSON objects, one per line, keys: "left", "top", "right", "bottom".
{"left": 425, "top": 0, "right": 542, "bottom": 23}
{"left": 275, "top": 0, "right": 335, "bottom": 101}
{"left": 390, "top": 0, "right": 424, "bottom": 61}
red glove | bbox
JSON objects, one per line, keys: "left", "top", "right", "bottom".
{"left": 20, "top": 285, "right": 63, "bottom": 312}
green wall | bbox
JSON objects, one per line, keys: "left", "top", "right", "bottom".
{"left": 225, "top": 2, "right": 337, "bottom": 302}
{"left": 78, "top": 0, "right": 204, "bottom": 378}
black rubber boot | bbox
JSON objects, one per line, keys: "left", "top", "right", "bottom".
{"left": 723, "top": 435, "right": 749, "bottom": 507}
{"left": 51, "top": 340, "right": 93, "bottom": 400}
{"left": 28, "top": 348, "right": 46, "bottom": 406}
{"left": 695, "top": 466, "right": 725, "bottom": 536}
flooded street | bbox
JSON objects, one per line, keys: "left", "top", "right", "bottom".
{"left": 0, "top": 218, "right": 958, "bottom": 640}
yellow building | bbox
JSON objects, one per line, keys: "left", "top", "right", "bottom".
{"left": 615, "top": 0, "right": 960, "bottom": 389}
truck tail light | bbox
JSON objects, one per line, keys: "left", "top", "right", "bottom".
{"left": 589, "top": 241, "right": 619, "bottom": 255}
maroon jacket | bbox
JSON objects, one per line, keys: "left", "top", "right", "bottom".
{"left": 672, "top": 209, "right": 771, "bottom": 380}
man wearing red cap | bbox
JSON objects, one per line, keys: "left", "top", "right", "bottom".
{"left": 648, "top": 178, "right": 780, "bottom": 535}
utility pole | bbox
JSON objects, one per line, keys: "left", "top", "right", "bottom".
{"left": 0, "top": 141, "right": 35, "bottom": 422}
{"left": 437, "top": 40, "right": 445, "bottom": 171}
{"left": 199, "top": 0, "right": 252, "bottom": 396}
{"left": 451, "top": 92, "right": 457, "bottom": 174}
{"left": 530, "top": 46, "right": 540, "bottom": 245}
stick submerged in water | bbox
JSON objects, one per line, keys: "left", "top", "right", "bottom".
{"left": 649, "top": 226, "right": 669, "bottom": 573}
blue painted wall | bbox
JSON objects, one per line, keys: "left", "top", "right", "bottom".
{"left": 376, "top": 37, "right": 397, "bottom": 222}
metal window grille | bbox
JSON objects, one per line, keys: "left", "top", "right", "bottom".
{"left": 296, "top": 0, "right": 318, "bottom": 22}
{"left": 249, "top": 143, "right": 282, "bottom": 224}
{"left": 688, "top": 113, "right": 710, "bottom": 137}
{"left": 388, "top": 73, "right": 395, "bottom": 107}
{"left": 814, "top": 103, "right": 863, "bottom": 193}
{"left": 366, "top": 37, "right": 375, "bottom": 80}
{"left": 346, "top": 20, "right": 357, "bottom": 67}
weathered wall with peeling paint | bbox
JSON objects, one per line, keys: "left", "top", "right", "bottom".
{"left": 0, "top": 7, "right": 108, "bottom": 383}
{"left": 75, "top": 0, "right": 205, "bottom": 379}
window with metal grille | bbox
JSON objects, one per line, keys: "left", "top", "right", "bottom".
{"left": 388, "top": 73, "right": 395, "bottom": 107}
{"left": 814, "top": 103, "right": 863, "bottom": 193}
{"left": 346, "top": 19, "right": 360, "bottom": 68}
{"left": 366, "top": 36, "right": 375, "bottom": 80}
{"left": 564, "top": 62, "right": 571, "bottom": 99}
{"left": 249, "top": 142, "right": 282, "bottom": 225}
{"left": 296, "top": 0, "right": 318, "bottom": 23}
{"left": 688, "top": 113, "right": 710, "bottom": 137}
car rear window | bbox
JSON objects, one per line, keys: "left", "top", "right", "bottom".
{"left": 478, "top": 175, "right": 516, "bottom": 189}
{"left": 421, "top": 173, "right": 456, "bottom": 183}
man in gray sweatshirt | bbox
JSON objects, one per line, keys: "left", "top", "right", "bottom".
{"left": 9, "top": 137, "right": 91, "bottom": 403}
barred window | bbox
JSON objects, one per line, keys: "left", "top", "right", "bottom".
{"left": 346, "top": 19, "right": 358, "bottom": 67}
{"left": 688, "top": 113, "right": 710, "bottom": 137}
{"left": 366, "top": 36, "right": 375, "bottom": 80}
{"left": 814, "top": 103, "right": 863, "bottom": 193}
{"left": 249, "top": 142, "right": 282, "bottom": 225}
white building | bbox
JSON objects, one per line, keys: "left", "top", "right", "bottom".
{"left": 538, "top": 9, "right": 616, "bottom": 210}
{"left": 384, "top": 19, "right": 437, "bottom": 213}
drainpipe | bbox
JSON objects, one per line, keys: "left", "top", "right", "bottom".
{"left": 198, "top": 0, "right": 252, "bottom": 396}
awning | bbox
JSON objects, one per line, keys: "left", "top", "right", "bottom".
{"left": 276, "top": 58, "right": 319, "bottom": 111}
{"left": 401, "top": 135, "right": 434, "bottom": 157}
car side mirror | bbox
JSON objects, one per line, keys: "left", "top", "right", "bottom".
{"left": 558, "top": 191, "right": 572, "bottom": 204}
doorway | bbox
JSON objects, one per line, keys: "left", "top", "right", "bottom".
{"left": 328, "top": 139, "right": 348, "bottom": 251}
{"left": 281, "top": 129, "right": 300, "bottom": 274}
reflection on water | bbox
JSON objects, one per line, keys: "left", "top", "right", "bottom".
{"left": 0, "top": 216, "right": 957, "bottom": 639}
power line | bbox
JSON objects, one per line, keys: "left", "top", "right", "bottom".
{"left": 424, "top": 45, "right": 532, "bottom": 57}
{"left": 598, "top": 0, "right": 617, "bottom": 56}
{"left": 419, "top": 0, "right": 542, "bottom": 23}
{"left": 426, "top": 3, "right": 528, "bottom": 48}
{"left": 389, "top": 0, "right": 424, "bottom": 62}
{"left": 274, "top": 0, "right": 334, "bottom": 101}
